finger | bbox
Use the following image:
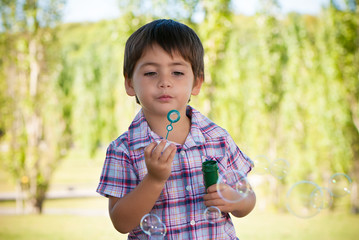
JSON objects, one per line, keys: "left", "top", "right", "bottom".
{"left": 206, "top": 184, "right": 218, "bottom": 193}
{"left": 204, "top": 198, "right": 226, "bottom": 208}
{"left": 160, "top": 144, "right": 176, "bottom": 162}
{"left": 203, "top": 192, "right": 220, "bottom": 201}
{"left": 216, "top": 183, "right": 230, "bottom": 194}
{"left": 156, "top": 140, "right": 171, "bottom": 151}
{"left": 152, "top": 140, "right": 166, "bottom": 159}
{"left": 167, "top": 145, "right": 176, "bottom": 163}
{"left": 158, "top": 143, "right": 172, "bottom": 159}
{"left": 144, "top": 142, "right": 157, "bottom": 158}
{"left": 155, "top": 140, "right": 167, "bottom": 152}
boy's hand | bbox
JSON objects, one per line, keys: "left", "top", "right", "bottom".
{"left": 144, "top": 140, "right": 176, "bottom": 183}
{"left": 203, "top": 184, "right": 242, "bottom": 213}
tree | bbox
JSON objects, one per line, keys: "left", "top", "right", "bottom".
{"left": 196, "top": 0, "right": 233, "bottom": 119}
{"left": 0, "top": 0, "right": 68, "bottom": 213}
{"left": 318, "top": 0, "right": 359, "bottom": 212}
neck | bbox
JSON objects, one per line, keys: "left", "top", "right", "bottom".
{"left": 144, "top": 109, "right": 191, "bottom": 145}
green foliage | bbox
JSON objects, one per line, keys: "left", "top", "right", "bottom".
{"left": 1, "top": 0, "right": 358, "bottom": 213}
{"left": 0, "top": 0, "right": 68, "bottom": 213}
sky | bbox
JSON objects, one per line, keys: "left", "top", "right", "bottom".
{"left": 62, "top": 0, "right": 331, "bottom": 23}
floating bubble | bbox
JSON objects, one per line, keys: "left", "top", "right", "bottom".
{"left": 269, "top": 158, "right": 290, "bottom": 179}
{"left": 203, "top": 206, "right": 221, "bottom": 224}
{"left": 140, "top": 213, "right": 162, "bottom": 236}
{"left": 217, "top": 170, "right": 251, "bottom": 203}
{"left": 286, "top": 181, "right": 322, "bottom": 218}
{"left": 252, "top": 155, "right": 270, "bottom": 175}
{"left": 149, "top": 222, "right": 167, "bottom": 239}
{"left": 328, "top": 173, "right": 352, "bottom": 198}
{"left": 310, "top": 187, "right": 333, "bottom": 210}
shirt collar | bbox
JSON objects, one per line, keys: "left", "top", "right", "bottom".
{"left": 128, "top": 106, "right": 207, "bottom": 150}
{"left": 183, "top": 106, "right": 206, "bottom": 149}
{"left": 127, "top": 109, "right": 153, "bottom": 150}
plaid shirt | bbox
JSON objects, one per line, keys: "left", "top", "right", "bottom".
{"left": 97, "top": 106, "right": 253, "bottom": 239}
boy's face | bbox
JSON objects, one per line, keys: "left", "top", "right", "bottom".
{"left": 125, "top": 44, "right": 203, "bottom": 118}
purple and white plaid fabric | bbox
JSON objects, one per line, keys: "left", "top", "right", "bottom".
{"left": 97, "top": 105, "right": 253, "bottom": 239}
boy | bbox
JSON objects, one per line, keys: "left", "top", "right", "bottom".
{"left": 97, "top": 19, "right": 255, "bottom": 239}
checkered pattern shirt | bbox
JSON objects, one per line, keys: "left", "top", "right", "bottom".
{"left": 97, "top": 105, "right": 253, "bottom": 239}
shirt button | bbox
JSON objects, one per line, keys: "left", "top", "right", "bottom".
{"left": 180, "top": 150, "right": 185, "bottom": 156}
{"left": 190, "top": 220, "right": 195, "bottom": 225}
{"left": 186, "top": 185, "right": 191, "bottom": 191}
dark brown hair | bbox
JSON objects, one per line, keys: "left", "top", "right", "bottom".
{"left": 123, "top": 19, "right": 204, "bottom": 82}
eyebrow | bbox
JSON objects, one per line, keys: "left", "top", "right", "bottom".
{"left": 138, "top": 61, "right": 188, "bottom": 68}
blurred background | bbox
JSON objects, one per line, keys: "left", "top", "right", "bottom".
{"left": 0, "top": 0, "right": 358, "bottom": 239}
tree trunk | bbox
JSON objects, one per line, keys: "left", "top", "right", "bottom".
{"left": 26, "top": 37, "right": 45, "bottom": 214}
{"left": 32, "top": 181, "right": 48, "bottom": 214}
{"left": 349, "top": 121, "right": 359, "bottom": 214}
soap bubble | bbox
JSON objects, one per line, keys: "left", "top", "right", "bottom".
{"left": 310, "top": 187, "right": 333, "bottom": 210}
{"left": 269, "top": 158, "right": 290, "bottom": 179}
{"left": 140, "top": 213, "right": 162, "bottom": 236}
{"left": 328, "top": 173, "right": 352, "bottom": 198}
{"left": 203, "top": 206, "right": 221, "bottom": 224}
{"left": 286, "top": 181, "right": 322, "bottom": 218}
{"left": 252, "top": 155, "right": 270, "bottom": 175}
{"left": 217, "top": 170, "right": 251, "bottom": 203}
{"left": 149, "top": 222, "right": 167, "bottom": 239}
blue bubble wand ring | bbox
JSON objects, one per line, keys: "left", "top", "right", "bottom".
{"left": 165, "top": 109, "right": 180, "bottom": 139}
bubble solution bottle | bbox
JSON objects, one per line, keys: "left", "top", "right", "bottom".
{"left": 202, "top": 160, "right": 219, "bottom": 190}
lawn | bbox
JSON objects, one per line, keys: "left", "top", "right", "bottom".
{"left": 0, "top": 197, "right": 126, "bottom": 240}
{"left": 1, "top": 202, "right": 358, "bottom": 240}
{"left": 0, "top": 214, "right": 124, "bottom": 240}
{"left": 234, "top": 210, "right": 359, "bottom": 240}
{"left": 1, "top": 149, "right": 358, "bottom": 239}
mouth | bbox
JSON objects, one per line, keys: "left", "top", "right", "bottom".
{"left": 158, "top": 95, "right": 173, "bottom": 101}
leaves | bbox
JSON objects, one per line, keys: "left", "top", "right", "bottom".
{"left": 0, "top": 0, "right": 358, "bottom": 212}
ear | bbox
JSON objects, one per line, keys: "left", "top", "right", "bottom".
{"left": 124, "top": 75, "right": 136, "bottom": 96}
{"left": 191, "top": 75, "right": 204, "bottom": 96}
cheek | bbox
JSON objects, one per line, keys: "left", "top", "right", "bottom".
{"left": 133, "top": 79, "right": 147, "bottom": 91}
{"left": 183, "top": 87, "right": 194, "bottom": 100}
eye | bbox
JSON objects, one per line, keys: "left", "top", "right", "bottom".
{"left": 173, "top": 71, "right": 184, "bottom": 76}
{"left": 144, "top": 72, "right": 156, "bottom": 76}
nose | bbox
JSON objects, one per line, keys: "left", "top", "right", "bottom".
{"left": 158, "top": 76, "right": 172, "bottom": 88}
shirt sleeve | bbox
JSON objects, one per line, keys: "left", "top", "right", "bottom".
{"left": 96, "top": 141, "right": 139, "bottom": 198}
{"left": 225, "top": 134, "right": 254, "bottom": 175}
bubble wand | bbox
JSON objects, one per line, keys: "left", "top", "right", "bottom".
{"left": 165, "top": 109, "right": 180, "bottom": 139}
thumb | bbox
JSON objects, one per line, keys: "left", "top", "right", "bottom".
{"left": 206, "top": 184, "right": 218, "bottom": 193}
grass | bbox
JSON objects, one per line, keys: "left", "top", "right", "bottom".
{"left": 1, "top": 184, "right": 359, "bottom": 239}
{"left": 0, "top": 197, "right": 127, "bottom": 240}
{"left": 0, "top": 207, "right": 358, "bottom": 240}
{"left": 1, "top": 148, "right": 359, "bottom": 239}
{"left": 234, "top": 210, "right": 359, "bottom": 240}
{"left": 0, "top": 214, "right": 125, "bottom": 240}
